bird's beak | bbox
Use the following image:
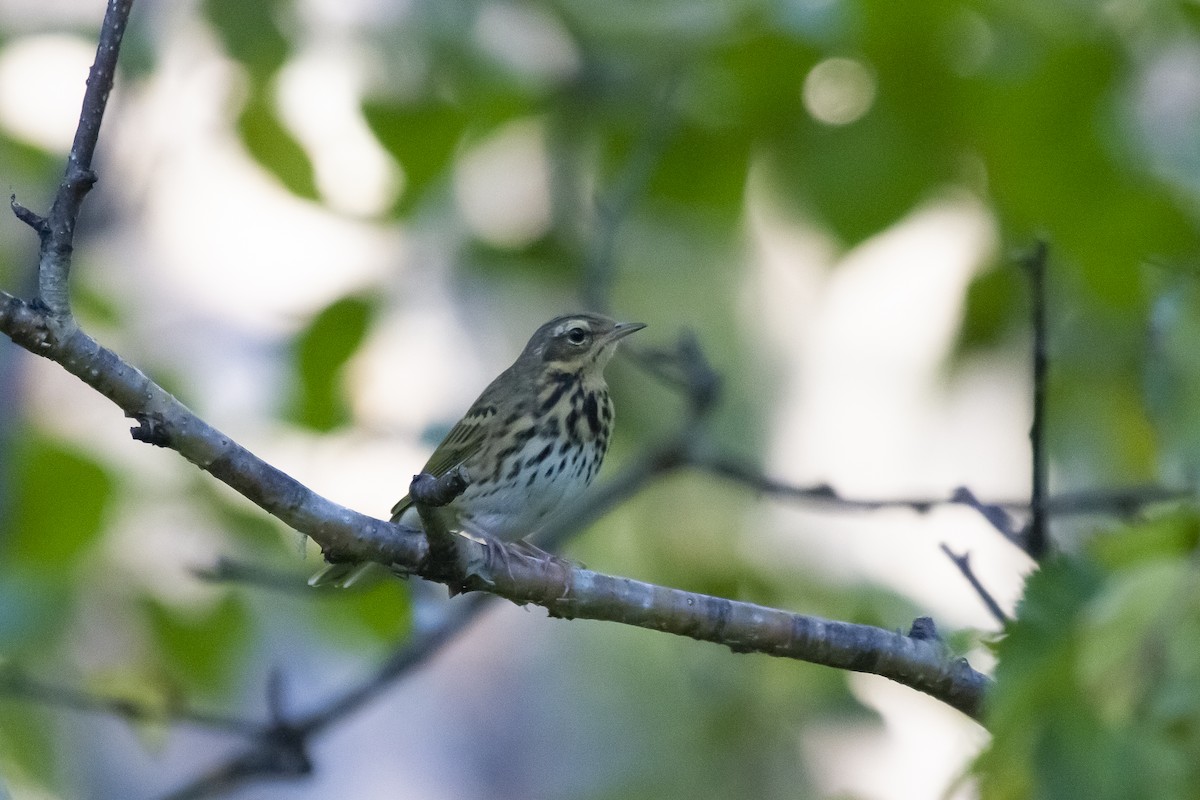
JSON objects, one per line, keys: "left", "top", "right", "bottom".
{"left": 607, "top": 321, "right": 647, "bottom": 343}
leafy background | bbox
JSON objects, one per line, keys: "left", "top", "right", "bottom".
{"left": 2, "top": 0, "right": 1200, "bottom": 798}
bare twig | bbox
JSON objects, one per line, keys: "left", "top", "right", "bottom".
{"left": 626, "top": 329, "right": 722, "bottom": 416}
{"left": 1023, "top": 241, "right": 1050, "bottom": 559}
{"left": 9, "top": 195, "right": 48, "bottom": 236}
{"left": 697, "top": 455, "right": 1185, "bottom": 534}
{"left": 2, "top": 304, "right": 993, "bottom": 775}
{"left": 949, "top": 486, "right": 1023, "bottom": 547}
{"left": 0, "top": 667, "right": 259, "bottom": 736}
{"left": 160, "top": 595, "right": 491, "bottom": 800}
{"left": 192, "top": 557, "right": 314, "bottom": 594}
{"left": 409, "top": 467, "right": 471, "bottom": 585}
{"left": 939, "top": 544, "right": 1010, "bottom": 626}
{"left": 1036, "top": 484, "right": 1188, "bottom": 517}
{"left": 34, "top": 0, "right": 134, "bottom": 320}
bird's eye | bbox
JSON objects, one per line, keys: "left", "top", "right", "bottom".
{"left": 566, "top": 327, "right": 588, "bottom": 345}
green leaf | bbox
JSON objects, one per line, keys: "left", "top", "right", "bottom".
{"left": 0, "top": 703, "right": 56, "bottom": 789}
{"left": 203, "top": 0, "right": 289, "bottom": 80}
{"left": 313, "top": 575, "right": 412, "bottom": 643}
{"left": 771, "top": 110, "right": 951, "bottom": 244}
{"left": 237, "top": 90, "right": 319, "bottom": 200}
{"left": 966, "top": 38, "right": 1193, "bottom": 309}
{"left": 978, "top": 519, "right": 1200, "bottom": 800}
{"left": 9, "top": 437, "right": 114, "bottom": 568}
{"left": 956, "top": 263, "right": 1026, "bottom": 356}
{"left": 1090, "top": 510, "right": 1200, "bottom": 569}
{"left": 976, "top": 557, "right": 1102, "bottom": 800}
{"left": 287, "top": 295, "right": 375, "bottom": 431}
{"left": 363, "top": 100, "right": 469, "bottom": 215}
{"left": 143, "top": 595, "right": 251, "bottom": 695}
{"left": 647, "top": 124, "right": 751, "bottom": 226}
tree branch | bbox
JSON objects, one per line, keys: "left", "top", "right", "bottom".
{"left": 0, "top": 292, "right": 418, "bottom": 567}
{"left": 0, "top": 5, "right": 994, "bottom": 796}
{"left": 0, "top": 291, "right": 991, "bottom": 719}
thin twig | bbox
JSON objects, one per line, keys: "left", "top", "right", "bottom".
{"left": 939, "top": 544, "right": 1010, "bottom": 626}
{"left": 1023, "top": 241, "right": 1050, "bottom": 559}
{"left": 160, "top": 595, "right": 491, "bottom": 800}
{"left": 192, "top": 557, "right": 314, "bottom": 594}
{"left": 949, "top": 486, "right": 1023, "bottom": 547}
{"left": 9, "top": 195, "right": 48, "bottom": 236}
{"left": 37, "top": 0, "right": 135, "bottom": 320}
{"left": 409, "top": 467, "right": 470, "bottom": 584}
{"left": 700, "top": 454, "right": 1183, "bottom": 522}
{"left": 0, "top": 668, "right": 259, "bottom": 736}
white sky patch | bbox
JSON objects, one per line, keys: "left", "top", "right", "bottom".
{"left": 454, "top": 117, "right": 553, "bottom": 248}
{"left": 473, "top": 2, "right": 580, "bottom": 85}
{"left": 0, "top": 34, "right": 95, "bottom": 151}
{"left": 746, "top": 188, "right": 1009, "bottom": 800}
{"left": 275, "top": 45, "right": 402, "bottom": 217}
{"left": 103, "top": 35, "right": 402, "bottom": 333}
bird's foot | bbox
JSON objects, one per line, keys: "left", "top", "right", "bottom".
{"left": 508, "top": 539, "right": 579, "bottom": 572}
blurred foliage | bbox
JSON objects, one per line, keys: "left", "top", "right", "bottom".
{"left": 3, "top": 0, "right": 1200, "bottom": 798}
{"left": 237, "top": 93, "right": 320, "bottom": 201}
{"left": 977, "top": 511, "right": 1200, "bottom": 800}
{"left": 9, "top": 436, "right": 114, "bottom": 571}
{"left": 143, "top": 595, "right": 252, "bottom": 697}
{"left": 286, "top": 294, "right": 376, "bottom": 431}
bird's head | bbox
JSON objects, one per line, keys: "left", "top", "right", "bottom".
{"left": 522, "top": 313, "right": 646, "bottom": 375}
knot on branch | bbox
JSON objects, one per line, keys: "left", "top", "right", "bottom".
{"left": 411, "top": 468, "right": 471, "bottom": 587}
{"left": 259, "top": 723, "right": 313, "bottom": 777}
{"left": 66, "top": 166, "right": 98, "bottom": 194}
{"left": 907, "top": 616, "right": 942, "bottom": 643}
{"left": 223, "top": 723, "right": 312, "bottom": 784}
{"left": 130, "top": 412, "right": 171, "bottom": 447}
{"left": 409, "top": 468, "right": 469, "bottom": 508}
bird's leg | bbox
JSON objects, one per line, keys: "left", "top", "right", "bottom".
{"left": 455, "top": 527, "right": 514, "bottom": 585}
{"left": 508, "top": 538, "right": 580, "bottom": 570}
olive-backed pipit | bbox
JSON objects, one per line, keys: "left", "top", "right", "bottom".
{"left": 312, "top": 312, "right": 644, "bottom": 586}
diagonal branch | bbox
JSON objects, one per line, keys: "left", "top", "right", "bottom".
{"left": 1, "top": 5, "right": 992, "bottom": 797}
{"left": 940, "top": 544, "right": 1010, "bottom": 626}
{"left": 156, "top": 595, "right": 491, "bottom": 800}
{"left": 0, "top": 291, "right": 991, "bottom": 719}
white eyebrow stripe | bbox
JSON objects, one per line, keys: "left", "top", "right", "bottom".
{"left": 553, "top": 319, "right": 591, "bottom": 336}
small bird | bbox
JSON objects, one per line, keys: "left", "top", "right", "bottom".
{"left": 312, "top": 312, "right": 645, "bottom": 586}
